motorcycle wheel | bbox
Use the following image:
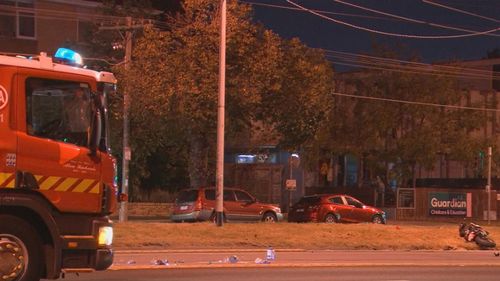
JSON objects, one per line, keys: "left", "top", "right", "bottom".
{"left": 474, "top": 236, "right": 496, "bottom": 248}
{"left": 459, "top": 227, "right": 466, "bottom": 237}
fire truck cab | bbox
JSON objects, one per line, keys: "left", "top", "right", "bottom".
{"left": 0, "top": 49, "right": 118, "bottom": 281}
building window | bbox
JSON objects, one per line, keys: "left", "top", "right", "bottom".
{"left": 0, "top": 0, "right": 16, "bottom": 37}
{"left": 16, "top": 0, "right": 35, "bottom": 39}
{"left": 0, "top": 0, "right": 35, "bottom": 39}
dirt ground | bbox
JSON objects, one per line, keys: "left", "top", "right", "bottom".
{"left": 113, "top": 220, "right": 500, "bottom": 251}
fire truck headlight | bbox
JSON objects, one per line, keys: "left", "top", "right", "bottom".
{"left": 98, "top": 226, "right": 113, "bottom": 246}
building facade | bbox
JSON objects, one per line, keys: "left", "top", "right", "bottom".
{"left": 0, "top": 0, "right": 100, "bottom": 55}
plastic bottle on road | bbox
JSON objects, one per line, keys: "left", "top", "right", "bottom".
{"left": 266, "top": 246, "right": 276, "bottom": 261}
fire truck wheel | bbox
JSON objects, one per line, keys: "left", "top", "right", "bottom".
{"left": 0, "top": 215, "right": 42, "bottom": 281}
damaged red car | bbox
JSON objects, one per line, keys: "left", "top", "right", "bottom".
{"left": 288, "top": 194, "right": 386, "bottom": 224}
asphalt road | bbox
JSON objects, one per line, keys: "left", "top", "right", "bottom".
{"left": 52, "top": 266, "right": 500, "bottom": 281}
{"left": 111, "top": 249, "right": 500, "bottom": 269}
{"left": 41, "top": 250, "right": 500, "bottom": 281}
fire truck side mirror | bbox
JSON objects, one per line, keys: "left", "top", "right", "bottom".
{"left": 89, "top": 108, "right": 102, "bottom": 157}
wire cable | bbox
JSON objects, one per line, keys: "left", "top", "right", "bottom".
{"left": 239, "top": 0, "right": 403, "bottom": 22}
{"left": 327, "top": 59, "right": 497, "bottom": 80}
{"left": 285, "top": 0, "right": 500, "bottom": 39}
{"left": 333, "top": 0, "right": 499, "bottom": 37}
{"left": 322, "top": 49, "right": 500, "bottom": 80}
{"left": 0, "top": 4, "right": 180, "bottom": 29}
{"left": 423, "top": 0, "right": 500, "bottom": 23}
{"left": 331, "top": 92, "right": 500, "bottom": 112}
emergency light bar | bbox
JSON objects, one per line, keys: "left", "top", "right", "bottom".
{"left": 54, "top": 48, "right": 83, "bottom": 66}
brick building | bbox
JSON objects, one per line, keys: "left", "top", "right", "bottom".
{"left": 0, "top": 0, "right": 103, "bottom": 55}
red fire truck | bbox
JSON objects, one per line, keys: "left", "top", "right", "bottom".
{"left": 0, "top": 48, "right": 119, "bottom": 281}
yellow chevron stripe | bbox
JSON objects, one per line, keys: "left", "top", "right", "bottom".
{"left": 30, "top": 174, "right": 101, "bottom": 194}
{"left": 5, "top": 179, "right": 14, "bottom": 188}
{"left": 89, "top": 183, "right": 100, "bottom": 194}
{"left": 55, "top": 177, "right": 79, "bottom": 192}
{"left": 0, "top": 172, "right": 15, "bottom": 188}
{"left": 39, "top": 176, "right": 61, "bottom": 190}
{"left": 0, "top": 172, "right": 11, "bottom": 182}
{"left": 73, "top": 179, "right": 95, "bottom": 193}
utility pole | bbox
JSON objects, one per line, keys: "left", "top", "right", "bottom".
{"left": 98, "top": 17, "right": 148, "bottom": 222}
{"left": 215, "top": 0, "right": 226, "bottom": 227}
{"left": 119, "top": 16, "right": 132, "bottom": 222}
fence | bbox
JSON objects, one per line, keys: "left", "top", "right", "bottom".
{"left": 396, "top": 187, "right": 498, "bottom": 221}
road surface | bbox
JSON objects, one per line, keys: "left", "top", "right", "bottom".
{"left": 53, "top": 266, "right": 500, "bottom": 281}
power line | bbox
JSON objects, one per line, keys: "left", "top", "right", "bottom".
{"left": 238, "top": 0, "right": 403, "bottom": 22}
{"left": 0, "top": 4, "right": 179, "bottom": 30}
{"left": 285, "top": 0, "right": 500, "bottom": 39}
{"left": 333, "top": 0, "right": 500, "bottom": 37}
{"left": 322, "top": 49, "right": 500, "bottom": 80}
{"left": 331, "top": 92, "right": 500, "bottom": 112}
{"left": 327, "top": 59, "right": 498, "bottom": 80}
{"left": 0, "top": 4, "right": 127, "bottom": 22}
{"left": 439, "top": 0, "right": 500, "bottom": 9}
{"left": 423, "top": 0, "right": 500, "bottom": 23}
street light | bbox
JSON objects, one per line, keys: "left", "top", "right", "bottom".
{"left": 215, "top": 0, "right": 227, "bottom": 227}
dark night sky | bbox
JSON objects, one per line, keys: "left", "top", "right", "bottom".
{"left": 245, "top": 0, "right": 499, "bottom": 69}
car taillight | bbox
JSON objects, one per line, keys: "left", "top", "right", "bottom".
{"left": 195, "top": 200, "right": 202, "bottom": 211}
{"left": 309, "top": 205, "right": 320, "bottom": 212}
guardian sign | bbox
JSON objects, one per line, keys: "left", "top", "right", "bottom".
{"left": 429, "top": 192, "right": 468, "bottom": 216}
{"left": 0, "top": 85, "right": 7, "bottom": 110}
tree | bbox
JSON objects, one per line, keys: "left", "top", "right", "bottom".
{"left": 115, "top": 0, "right": 337, "bottom": 194}
{"left": 260, "top": 38, "right": 334, "bottom": 152}
{"left": 118, "top": 0, "right": 287, "bottom": 190}
{"left": 316, "top": 46, "right": 485, "bottom": 188}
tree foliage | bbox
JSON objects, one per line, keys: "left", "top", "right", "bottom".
{"left": 316, "top": 47, "right": 486, "bottom": 187}
{"left": 115, "top": 0, "right": 334, "bottom": 192}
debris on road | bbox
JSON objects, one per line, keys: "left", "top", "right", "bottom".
{"left": 254, "top": 258, "right": 271, "bottom": 264}
{"left": 228, "top": 255, "right": 239, "bottom": 263}
{"left": 152, "top": 259, "right": 169, "bottom": 266}
{"left": 208, "top": 255, "right": 239, "bottom": 264}
{"left": 266, "top": 246, "right": 276, "bottom": 261}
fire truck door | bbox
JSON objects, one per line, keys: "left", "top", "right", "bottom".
{"left": 16, "top": 76, "right": 102, "bottom": 213}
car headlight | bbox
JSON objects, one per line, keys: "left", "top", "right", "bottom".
{"left": 98, "top": 226, "right": 113, "bottom": 246}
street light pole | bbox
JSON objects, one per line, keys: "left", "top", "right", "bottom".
{"left": 215, "top": 0, "right": 226, "bottom": 227}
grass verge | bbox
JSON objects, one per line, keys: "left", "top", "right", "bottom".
{"left": 113, "top": 221, "right": 500, "bottom": 251}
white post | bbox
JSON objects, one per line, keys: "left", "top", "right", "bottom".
{"left": 289, "top": 155, "right": 293, "bottom": 210}
{"left": 215, "top": 0, "right": 226, "bottom": 227}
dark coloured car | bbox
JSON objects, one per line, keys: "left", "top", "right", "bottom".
{"left": 288, "top": 194, "right": 386, "bottom": 224}
{"left": 171, "top": 187, "right": 283, "bottom": 223}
